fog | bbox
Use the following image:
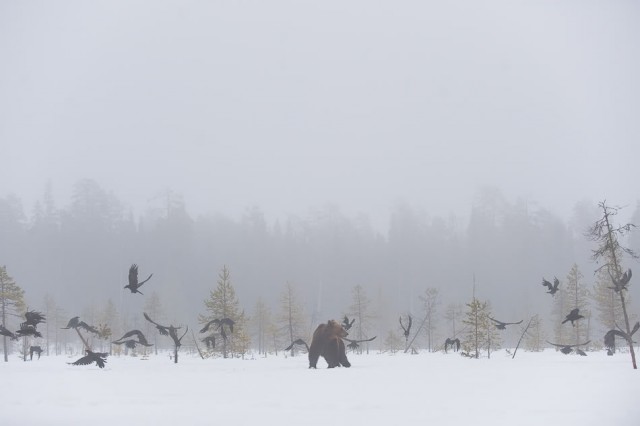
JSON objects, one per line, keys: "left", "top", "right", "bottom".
{"left": 1, "top": 2, "right": 639, "bottom": 345}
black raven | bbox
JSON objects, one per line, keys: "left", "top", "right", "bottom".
{"left": 342, "top": 316, "right": 355, "bottom": 331}
{"left": 604, "top": 322, "right": 639, "bottom": 353}
{"left": 562, "top": 308, "right": 584, "bottom": 327}
{"left": 0, "top": 324, "right": 17, "bottom": 340}
{"left": 547, "top": 340, "right": 590, "bottom": 355}
{"left": 609, "top": 269, "right": 632, "bottom": 293}
{"left": 112, "top": 329, "right": 153, "bottom": 349}
{"left": 62, "top": 316, "right": 80, "bottom": 329}
{"left": 343, "top": 336, "right": 376, "bottom": 351}
{"left": 199, "top": 318, "right": 235, "bottom": 334}
{"left": 124, "top": 264, "right": 153, "bottom": 295}
{"left": 489, "top": 317, "right": 523, "bottom": 330}
{"left": 70, "top": 350, "right": 108, "bottom": 368}
{"left": 444, "top": 338, "right": 461, "bottom": 353}
{"left": 24, "top": 310, "right": 46, "bottom": 327}
{"left": 16, "top": 323, "right": 42, "bottom": 338}
{"left": 285, "top": 338, "right": 309, "bottom": 352}
{"left": 399, "top": 315, "right": 412, "bottom": 339}
{"left": 144, "top": 313, "right": 187, "bottom": 347}
{"left": 542, "top": 277, "right": 560, "bottom": 295}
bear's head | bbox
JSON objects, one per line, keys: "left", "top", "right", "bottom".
{"left": 327, "top": 319, "right": 348, "bottom": 338}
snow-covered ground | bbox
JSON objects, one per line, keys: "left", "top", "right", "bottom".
{"left": 1, "top": 349, "right": 638, "bottom": 426}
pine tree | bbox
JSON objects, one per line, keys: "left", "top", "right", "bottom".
{"left": 199, "top": 266, "right": 247, "bottom": 358}
{"left": 277, "top": 282, "right": 307, "bottom": 356}
{"left": 462, "top": 297, "right": 499, "bottom": 359}
{"left": 564, "top": 264, "right": 591, "bottom": 348}
{"left": 0, "top": 266, "right": 26, "bottom": 362}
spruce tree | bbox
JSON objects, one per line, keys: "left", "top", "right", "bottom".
{"left": 0, "top": 266, "right": 26, "bottom": 362}
{"left": 462, "top": 297, "right": 500, "bottom": 359}
{"left": 199, "top": 266, "right": 247, "bottom": 358}
{"left": 564, "top": 264, "right": 590, "bottom": 348}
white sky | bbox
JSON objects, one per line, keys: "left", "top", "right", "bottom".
{"left": 1, "top": 1, "right": 638, "bottom": 228}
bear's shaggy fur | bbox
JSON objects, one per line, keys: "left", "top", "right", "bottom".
{"left": 308, "top": 319, "right": 351, "bottom": 368}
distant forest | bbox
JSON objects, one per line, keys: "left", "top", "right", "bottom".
{"left": 1, "top": 179, "right": 639, "bottom": 352}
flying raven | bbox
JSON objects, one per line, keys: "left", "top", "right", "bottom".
{"left": 562, "top": 308, "right": 584, "bottom": 327}
{"left": 541, "top": 277, "right": 560, "bottom": 295}
{"left": 0, "top": 324, "right": 17, "bottom": 340}
{"left": 24, "top": 310, "right": 46, "bottom": 327}
{"left": 444, "top": 338, "right": 461, "bottom": 353}
{"left": 70, "top": 350, "right": 108, "bottom": 368}
{"left": 342, "top": 316, "right": 355, "bottom": 331}
{"left": 199, "top": 318, "right": 235, "bottom": 334}
{"left": 609, "top": 269, "right": 632, "bottom": 293}
{"left": 112, "top": 329, "right": 153, "bottom": 349}
{"left": 489, "top": 317, "right": 523, "bottom": 330}
{"left": 399, "top": 315, "right": 412, "bottom": 339}
{"left": 144, "top": 313, "right": 187, "bottom": 347}
{"left": 285, "top": 338, "right": 309, "bottom": 352}
{"left": 343, "top": 336, "right": 377, "bottom": 351}
{"left": 124, "top": 264, "right": 153, "bottom": 295}
{"left": 16, "top": 323, "right": 42, "bottom": 338}
{"left": 604, "top": 322, "right": 639, "bottom": 353}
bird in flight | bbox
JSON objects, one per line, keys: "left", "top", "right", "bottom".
{"left": 562, "top": 308, "right": 584, "bottom": 327}
{"left": 0, "top": 324, "right": 17, "bottom": 340}
{"left": 144, "top": 313, "right": 187, "bottom": 347}
{"left": 112, "top": 330, "right": 153, "bottom": 349}
{"left": 124, "top": 264, "right": 153, "bottom": 295}
{"left": 541, "top": 277, "right": 560, "bottom": 295}
{"left": 399, "top": 315, "right": 412, "bottom": 339}
{"left": 609, "top": 269, "right": 632, "bottom": 293}
{"left": 489, "top": 317, "right": 523, "bottom": 330}
{"left": 342, "top": 316, "right": 355, "bottom": 331}
{"left": 284, "top": 338, "right": 309, "bottom": 352}
{"left": 23, "top": 310, "right": 46, "bottom": 328}
{"left": 70, "top": 350, "right": 108, "bottom": 368}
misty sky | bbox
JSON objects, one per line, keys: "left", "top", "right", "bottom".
{"left": 1, "top": 1, "right": 638, "bottom": 229}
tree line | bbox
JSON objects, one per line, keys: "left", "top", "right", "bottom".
{"left": 1, "top": 179, "right": 639, "bottom": 361}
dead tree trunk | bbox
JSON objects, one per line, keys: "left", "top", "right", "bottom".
{"left": 512, "top": 316, "right": 534, "bottom": 359}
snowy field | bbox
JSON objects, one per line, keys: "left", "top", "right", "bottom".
{"left": 1, "top": 350, "right": 639, "bottom": 426}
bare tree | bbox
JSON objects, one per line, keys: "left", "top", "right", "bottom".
{"left": 278, "top": 282, "right": 306, "bottom": 356}
{"left": 586, "top": 201, "right": 638, "bottom": 369}
{"left": 419, "top": 288, "right": 440, "bottom": 352}
{"left": 347, "top": 285, "right": 375, "bottom": 354}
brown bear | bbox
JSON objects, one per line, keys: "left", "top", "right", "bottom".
{"left": 309, "top": 319, "right": 351, "bottom": 368}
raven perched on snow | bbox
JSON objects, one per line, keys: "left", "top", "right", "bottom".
{"left": 70, "top": 350, "right": 108, "bottom": 368}
{"left": 124, "top": 264, "right": 153, "bottom": 295}
{"left": 547, "top": 341, "right": 590, "bottom": 355}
